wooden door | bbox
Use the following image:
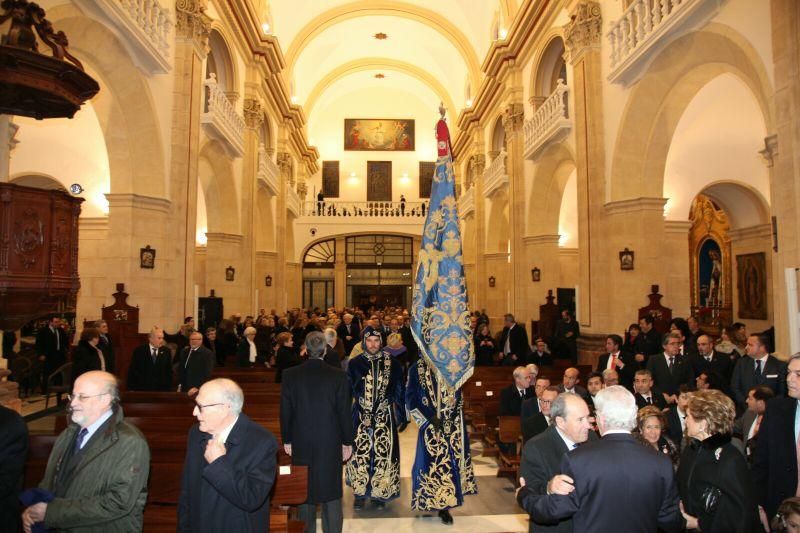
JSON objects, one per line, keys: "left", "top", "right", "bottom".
{"left": 367, "top": 161, "right": 392, "bottom": 201}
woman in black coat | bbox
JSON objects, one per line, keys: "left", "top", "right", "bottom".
{"left": 236, "top": 327, "right": 258, "bottom": 367}
{"left": 254, "top": 317, "right": 274, "bottom": 363}
{"left": 71, "top": 327, "right": 105, "bottom": 385}
{"left": 473, "top": 323, "right": 496, "bottom": 366}
{"left": 678, "top": 389, "right": 760, "bottom": 533}
{"left": 275, "top": 332, "right": 301, "bottom": 383}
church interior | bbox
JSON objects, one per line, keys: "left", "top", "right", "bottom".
{"left": 1, "top": 0, "right": 799, "bottom": 531}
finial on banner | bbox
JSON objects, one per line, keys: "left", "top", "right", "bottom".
{"left": 439, "top": 101, "right": 446, "bottom": 120}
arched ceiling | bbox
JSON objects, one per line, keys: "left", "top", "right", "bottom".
{"left": 268, "top": 0, "right": 511, "bottom": 132}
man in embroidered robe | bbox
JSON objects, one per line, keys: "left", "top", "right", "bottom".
{"left": 346, "top": 329, "right": 407, "bottom": 510}
{"left": 406, "top": 358, "right": 477, "bottom": 524}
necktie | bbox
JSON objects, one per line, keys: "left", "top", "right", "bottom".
{"left": 151, "top": 347, "right": 157, "bottom": 364}
{"left": 755, "top": 359, "right": 762, "bottom": 380}
{"left": 609, "top": 354, "right": 617, "bottom": 369}
{"left": 646, "top": 396, "right": 652, "bottom": 405}
{"left": 186, "top": 349, "right": 195, "bottom": 368}
{"left": 75, "top": 428, "right": 89, "bottom": 451}
{"left": 53, "top": 327, "right": 60, "bottom": 350}
{"left": 519, "top": 390, "right": 524, "bottom": 398}
{"left": 668, "top": 356, "right": 674, "bottom": 372}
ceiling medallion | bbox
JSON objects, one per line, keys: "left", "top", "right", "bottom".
{"left": 373, "top": 32, "right": 388, "bottom": 40}
{"left": 374, "top": 73, "right": 385, "bottom": 79}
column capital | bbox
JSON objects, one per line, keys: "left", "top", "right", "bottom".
{"left": 502, "top": 102, "right": 525, "bottom": 138}
{"left": 243, "top": 98, "right": 264, "bottom": 129}
{"left": 277, "top": 152, "right": 294, "bottom": 186}
{"left": 175, "top": 0, "right": 212, "bottom": 56}
{"left": 759, "top": 134, "right": 778, "bottom": 167}
{"left": 563, "top": 1, "right": 602, "bottom": 64}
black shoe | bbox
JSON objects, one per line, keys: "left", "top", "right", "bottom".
{"left": 438, "top": 510, "right": 453, "bottom": 525}
{"left": 372, "top": 500, "right": 386, "bottom": 510}
{"left": 353, "top": 498, "right": 365, "bottom": 510}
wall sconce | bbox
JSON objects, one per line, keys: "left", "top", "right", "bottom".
{"left": 225, "top": 266, "right": 235, "bottom": 281}
{"left": 488, "top": 276, "right": 496, "bottom": 288}
{"left": 531, "top": 267, "right": 541, "bottom": 282}
{"left": 619, "top": 248, "right": 635, "bottom": 271}
{"left": 265, "top": 275, "right": 272, "bottom": 287}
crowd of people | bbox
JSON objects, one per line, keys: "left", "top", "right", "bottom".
{"left": 4, "top": 304, "right": 800, "bottom": 532}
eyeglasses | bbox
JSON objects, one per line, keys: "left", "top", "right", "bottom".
{"left": 194, "top": 402, "right": 225, "bottom": 413}
{"left": 540, "top": 400, "right": 553, "bottom": 404}
{"left": 68, "top": 392, "right": 109, "bottom": 402}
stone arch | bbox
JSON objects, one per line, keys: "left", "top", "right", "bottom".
{"left": 45, "top": 5, "right": 166, "bottom": 197}
{"left": 697, "top": 181, "right": 770, "bottom": 231}
{"left": 206, "top": 27, "right": 239, "bottom": 93}
{"left": 530, "top": 35, "right": 567, "bottom": 98}
{"left": 260, "top": 113, "right": 276, "bottom": 155}
{"left": 486, "top": 191, "right": 510, "bottom": 253}
{"left": 609, "top": 24, "right": 775, "bottom": 202}
{"left": 10, "top": 173, "right": 67, "bottom": 191}
{"left": 490, "top": 116, "right": 506, "bottom": 153}
{"left": 527, "top": 142, "right": 576, "bottom": 235}
{"left": 256, "top": 185, "right": 276, "bottom": 251}
{"left": 198, "top": 140, "right": 240, "bottom": 234}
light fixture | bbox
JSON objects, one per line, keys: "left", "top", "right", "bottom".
{"left": 69, "top": 183, "right": 83, "bottom": 194}
{"left": 261, "top": 22, "right": 270, "bottom": 33}
{"left": 290, "top": 95, "right": 298, "bottom": 104}
{"left": 348, "top": 171, "right": 359, "bottom": 185}
{"left": 465, "top": 99, "right": 473, "bottom": 108}
{"left": 499, "top": 28, "right": 508, "bottom": 39}
{"left": 400, "top": 172, "right": 410, "bottom": 185}
{"left": 374, "top": 32, "right": 388, "bottom": 40}
{"left": 374, "top": 73, "right": 385, "bottom": 79}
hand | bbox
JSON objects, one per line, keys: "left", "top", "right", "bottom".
{"left": 429, "top": 416, "right": 443, "bottom": 432}
{"left": 566, "top": 332, "right": 573, "bottom": 338}
{"left": 635, "top": 353, "right": 645, "bottom": 363}
{"left": 187, "top": 387, "right": 199, "bottom": 397}
{"left": 758, "top": 506, "right": 769, "bottom": 532}
{"left": 22, "top": 502, "right": 47, "bottom": 533}
{"left": 284, "top": 443, "right": 292, "bottom": 456}
{"left": 398, "top": 422, "right": 409, "bottom": 433}
{"left": 615, "top": 359, "right": 624, "bottom": 369}
{"left": 516, "top": 476, "right": 526, "bottom": 498}
{"left": 680, "top": 501, "right": 699, "bottom": 529}
{"left": 547, "top": 474, "right": 575, "bottom": 495}
{"left": 511, "top": 354, "right": 518, "bottom": 361}
{"left": 342, "top": 445, "right": 353, "bottom": 461}
{"left": 663, "top": 393, "right": 677, "bottom": 404}
{"left": 38, "top": 355, "right": 45, "bottom": 361}
{"left": 204, "top": 438, "right": 226, "bottom": 464}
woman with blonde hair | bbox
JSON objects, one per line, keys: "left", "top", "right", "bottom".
{"left": 677, "top": 389, "right": 759, "bottom": 532}
{"left": 634, "top": 405, "right": 680, "bottom": 469}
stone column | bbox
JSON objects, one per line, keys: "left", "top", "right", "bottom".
{"left": 470, "top": 150, "right": 487, "bottom": 313}
{"left": 502, "top": 102, "right": 526, "bottom": 321}
{"left": 334, "top": 236, "right": 346, "bottom": 308}
{"left": 243, "top": 97, "right": 263, "bottom": 313}
{"left": 168, "top": 0, "right": 211, "bottom": 321}
{"left": 275, "top": 149, "right": 292, "bottom": 311}
{"left": 205, "top": 232, "right": 246, "bottom": 313}
{"left": 563, "top": 1, "right": 606, "bottom": 331}
{"left": 523, "top": 234, "right": 561, "bottom": 318}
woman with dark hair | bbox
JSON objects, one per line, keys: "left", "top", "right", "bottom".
{"left": 291, "top": 318, "right": 307, "bottom": 350}
{"left": 274, "top": 332, "right": 301, "bottom": 383}
{"left": 623, "top": 323, "right": 641, "bottom": 354}
{"left": 71, "top": 327, "right": 105, "bottom": 384}
{"left": 715, "top": 325, "right": 745, "bottom": 367}
{"left": 634, "top": 405, "right": 680, "bottom": 470}
{"left": 254, "top": 316, "right": 274, "bottom": 364}
{"left": 678, "top": 389, "right": 760, "bottom": 532}
{"left": 473, "top": 323, "right": 496, "bottom": 366}
{"left": 669, "top": 318, "right": 694, "bottom": 356}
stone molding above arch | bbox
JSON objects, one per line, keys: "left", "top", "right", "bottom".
{"left": 527, "top": 142, "right": 576, "bottom": 236}
{"left": 609, "top": 24, "right": 776, "bottom": 203}
{"left": 283, "top": 1, "right": 482, "bottom": 91}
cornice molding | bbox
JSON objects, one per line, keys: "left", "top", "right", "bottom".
{"left": 105, "top": 193, "right": 171, "bottom": 213}
{"left": 604, "top": 197, "right": 667, "bottom": 216}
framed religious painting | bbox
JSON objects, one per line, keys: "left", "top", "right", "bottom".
{"left": 344, "top": 119, "right": 415, "bottom": 151}
{"left": 736, "top": 252, "right": 767, "bottom": 319}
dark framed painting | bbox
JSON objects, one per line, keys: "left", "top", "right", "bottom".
{"left": 736, "top": 252, "right": 767, "bottom": 319}
{"left": 140, "top": 245, "right": 155, "bottom": 269}
{"left": 367, "top": 161, "right": 392, "bottom": 201}
{"left": 344, "top": 119, "right": 415, "bottom": 151}
{"left": 419, "top": 161, "right": 435, "bottom": 199}
{"left": 322, "top": 161, "right": 339, "bottom": 198}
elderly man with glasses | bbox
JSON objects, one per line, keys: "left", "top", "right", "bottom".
{"left": 178, "top": 378, "right": 277, "bottom": 533}
{"left": 21, "top": 371, "right": 150, "bottom": 533}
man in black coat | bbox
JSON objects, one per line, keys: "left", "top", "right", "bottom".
{"left": 730, "top": 332, "right": 787, "bottom": 411}
{"left": 752, "top": 354, "right": 800, "bottom": 520}
{"left": 0, "top": 405, "right": 27, "bottom": 532}
{"left": 517, "top": 393, "right": 593, "bottom": 533}
{"left": 646, "top": 332, "right": 694, "bottom": 405}
{"left": 524, "top": 386, "right": 682, "bottom": 532}
{"left": 521, "top": 376, "right": 551, "bottom": 423}
{"left": 529, "top": 338, "right": 553, "bottom": 367}
{"left": 689, "top": 334, "right": 731, "bottom": 381}
{"left": 281, "top": 331, "right": 354, "bottom": 533}
{"left": 596, "top": 334, "right": 635, "bottom": 388}
{"left": 35, "top": 316, "right": 68, "bottom": 392}
{"left": 178, "top": 378, "right": 277, "bottom": 532}
{"left": 177, "top": 332, "right": 215, "bottom": 395}
{"left": 126, "top": 327, "right": 173, "bottom": 391}
{"left": 95, "top": 320, "right": 115, "bottom": 374}
{"left": 500, "top": 366, "right": 534, "bottom": 416}
{"left": 553, "top": 310, "right": 579, "bottom": 364}
{"left": 633, "top": 370, "right": 666, "bottom": 410}
{"left": 523, "top": 387, "right": 559, "bottom": 443}
{"left": 556, "top": 367, "right": 591, "bottom": 403}
{"left": 634, "top": 315, "right": 662, "bottom": 361}
{"left": 336, "top": 313, "right": 360, "bottom": 355}
{"left": 499, "top": 314, "right": 530, "bottom": 366}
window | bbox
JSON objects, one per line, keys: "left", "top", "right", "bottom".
{"left": 346, "top": 235, "right": 413, "bottom": 266}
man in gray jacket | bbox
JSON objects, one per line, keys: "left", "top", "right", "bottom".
{"left": 22, "top": 371, "right": 150, "bottom": 532}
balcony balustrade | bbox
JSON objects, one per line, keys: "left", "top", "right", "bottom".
{"left": 200, "top": 74, "right": 245, "bottom": 157}
{"left": 524, "top": 79, "right": 571, "bottom": 159}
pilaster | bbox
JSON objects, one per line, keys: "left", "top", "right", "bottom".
{"left": 502, "top": 101, "right": 526, "bottom": 321}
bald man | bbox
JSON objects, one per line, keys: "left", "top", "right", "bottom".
{"left": 178, "top": 378, "right": 277, "bottom": 533}
{"left": 23, "top": 371, "right": 150, "bottom": 532}
{"left": 177, "top": 332, "right": 215, "bottom": 396}
{"left": 127, "top": 327, "right": 173, "bottom": 391}
{"left": 557, "top": 368, "right": 590, "bottom": 403}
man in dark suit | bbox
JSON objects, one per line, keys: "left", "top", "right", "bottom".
{"left": 752, "top": 354, "right": 800, "bottom": 520}
{"left": 500, "top": 366, "right": 534, "bottom": 416}
{"left": 689, "top": 334, "right": 731, "bottom": 381}
{"left": 733, "top": 385, "right": 773, "bottom": 460}
{"left": 521, "top": 376, "right": 552, "bottom": 422}
{"left": 35, "top": 316, "right": 68, "bottom": 392}
{"left": 556, "top": 367, "right": 590, "bottom": 403}
{"left": 730, "top": 332, "right": 787, "bottom": 410}
{"left": 517, "top": 393, "right": 593, "bottom": 532}
{"left": 529, "top": 338, "right": 553, "bottom": 367}
{"left": 523, "top": 387, "right": 559, "bottom": 443}
{"left": 597, "top": 334, "right": 634, "bottom": 388}
{"left": 499, "top": 314, "right": 530, "bottom": 366}
{"left": 521, "top": 386, "right": 682, "bottom": 532}
{"left": 665, "top": 384, "right": 693, "bottom": 449}
{"left": 94, "top": 320, "right": 115, "bottom": 374}
{"left": 281, "top": 332, "right": 354, "bottom": 533}
{"left": 177, "top": 332, "right": 215, "bottom": 395}
{"left": 646, "top": 332, "right": 694, "bottom": 405}
{"left": 178, "top": 378, "right": 277, "bottom": 532}
{"left": 634, "top": 315, "right": 661, "bottom": 362}
{"left": 554, "top": 310, "right": 580, "bottom": 364}
{"left": 0, "top": 404, "right": 27, "bottom": 532}
{"left": 126, "top": 327, "right": 173, "bottom": 391}
{"left": 633, "top": 369, "right": 666, "bottom": 410}
{"left": 336, "top": 313, "right": 360, "bottom": 355}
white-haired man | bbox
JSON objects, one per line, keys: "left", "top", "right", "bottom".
{"left": 323, "top": 327, "right": 345, "bottom": 368}
{"left": 521, "top": 386, "right": 682, "bottom": 532}
{"left": 178, "top": 378, "right": 277, "bottom": 532}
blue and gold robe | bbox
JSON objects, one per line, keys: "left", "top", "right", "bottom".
{"left": 345, "top": 349, "right": 407, "bottom": 501}
{"left": 406, "top": 359, "right": 477, "bottom": 511}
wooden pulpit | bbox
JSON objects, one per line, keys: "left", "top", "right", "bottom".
{"left": 101, "top": 284, "right": 142, "bottom": 383}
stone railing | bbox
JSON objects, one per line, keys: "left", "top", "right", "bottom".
{"left": 200, "top": 74, "right": 245, "bottom": 157}
{"left": 607, "top": 0, "right": 711, "bottom": 83}
{"left": 524, "top": 79, "right": 571, "bottom": 159}
{"left": 483, "top": 150, "right": 508, "bottom": 197}
{"left": 301, "top": 200, "right": 427, "bottom": 218}
{"left": 257, "top": 145, "right": 279, "bottom": 195}
{"left": 286, "top": 187, "right": 301, "bottom": 217}
{"left": 458, "top": 187, "right": 475, "bottom": 217}
{"left": 76, "top": 0, "right": 171, "bottom": 73}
